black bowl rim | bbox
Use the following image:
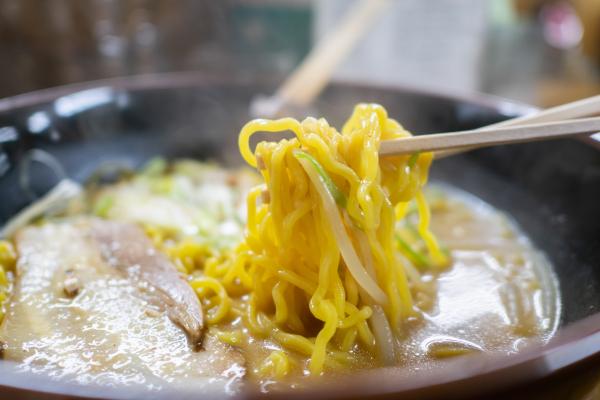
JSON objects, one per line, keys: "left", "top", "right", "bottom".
{"left": 0, "top": 70, "right": 539, "bottom": 116}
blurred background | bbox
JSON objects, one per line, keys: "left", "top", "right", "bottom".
{"left": 0, "top": 0, "right": 599, "bottom": 107}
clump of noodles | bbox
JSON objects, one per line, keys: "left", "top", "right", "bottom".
{"left": 213, "top": 103, "right": 449, "bottom": 375}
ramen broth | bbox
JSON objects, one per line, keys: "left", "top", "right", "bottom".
{"left": 208, "top": 183, "right": 560, "bottom": 388}
{"left": 0, "top": 162, "right": 560, "bottom": 391}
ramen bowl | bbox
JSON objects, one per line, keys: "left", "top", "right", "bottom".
{"left": 0, "top": 73, "right": 599, "bottom": 399}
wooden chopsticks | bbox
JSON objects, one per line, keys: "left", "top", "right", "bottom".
{"left": 430, "top": 94, "right": 600, "bottom": 159}
{"left": 379, "top": 116, "right": 600, "bottom": 156}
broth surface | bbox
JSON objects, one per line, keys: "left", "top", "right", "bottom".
{"left": 229, "top": 184, "right": 561, "bottom": 390}
{"left": 0, "top": 162, "right": 560, "bottom": 392}
{"left": 392, "top": 185, "right": 559, "bottom": 372}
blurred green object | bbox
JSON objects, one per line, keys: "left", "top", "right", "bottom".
{"left": 231, "top": 3, "right": 312, "bottom": 74}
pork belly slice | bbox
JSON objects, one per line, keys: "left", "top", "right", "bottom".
{"left": 89, "top": 219, "right": 204, "bottom": 347}
{"left": 0, "top": 220, "right": 244, "bottom": 390}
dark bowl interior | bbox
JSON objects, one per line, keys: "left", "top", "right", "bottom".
{"left": 0, "top": 74, "right": 599, "bottom": 399}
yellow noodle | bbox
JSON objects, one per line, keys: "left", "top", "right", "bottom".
{"left": 415, "top": 191, "right": 447, "bottom": 267}
{"left": 231, "top": 103, "right": 446, "bottom": 374}
{"left": 257, "top": 350, "right": 291, "bottom": 379}
{"left": 215, "top": 329, "right": 245, "bottom": 347}
{"left": 189, "top": 277, "right": 232, "bottom": 324}
{"left": 340, "top": 327, "right": 358, "bottom": 352}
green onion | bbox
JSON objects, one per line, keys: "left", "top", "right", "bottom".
{"left": 408, "top": 152, "right": 420, "bottom": 169}
{"left": 396, "top": 234, "right": 430, "bottom": 268}
{"left": 405, "top": 220, "right": 421, "bottom": 237}
{"left": 141, "top": 157, "right": 167, "bottom": 176}
{"left": 293, "top": 150, "right": 347, "bottom": 208}
{"left": 93, "top": 195, "right": 114, "bottom": 217}
{"left": 440, "top": 245, "right": 451, "bottom": 258}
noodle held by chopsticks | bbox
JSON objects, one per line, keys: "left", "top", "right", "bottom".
{"left": 227, "top": 103, "right": 448, "bottom": 374}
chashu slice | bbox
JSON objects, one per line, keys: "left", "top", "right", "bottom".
{"left": 89, "top": 219, "right": 204, "bottom": 347}
{"left": 0, "top": 219, "right": 244, "bottom": 390}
